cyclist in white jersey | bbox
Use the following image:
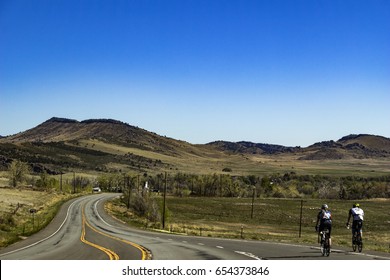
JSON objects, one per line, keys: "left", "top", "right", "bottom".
{"left": 346, "top": 203, "right": 364, "bottom": 239}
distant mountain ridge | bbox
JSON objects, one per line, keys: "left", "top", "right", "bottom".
{"left": 299, "top": 134, "right": 390, "bottom": 160}
{"left": 0, "top": 117, "right": 389, "bottom": 174}
{"left": 337, "top": 134, "right": 390, "bottom": 152}
{"left": 2, "top": 117, "right": 390, "bottom": 157}
{"left": 206, "top": 141, "right": 299, "bottom": 154}
{"left": 208, "top": 134, "right": 390, "bottom": 158}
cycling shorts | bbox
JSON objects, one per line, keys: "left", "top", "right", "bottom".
{"left": 352, "top": 220, "right": 363, "bottom": 234}
{"left": 319, "top": 220, "right": 332, "bottom": 236}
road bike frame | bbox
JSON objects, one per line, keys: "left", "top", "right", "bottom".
{"left": 319, "top": 229, "right": 330, "bottom": 257}
{"left": 352, "top": 225, "right": 363, "bottom": 253}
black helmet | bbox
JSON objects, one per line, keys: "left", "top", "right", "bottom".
{"left": 321, "top": 204, "right": 328, "bottom": 210}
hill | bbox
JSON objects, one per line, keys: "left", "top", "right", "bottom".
{"left": 206, "top": 141, "right": 299, "bottom": 154}
{"left": 338, "top": 134, "right": 390, "bottom": 153}
{"left": 298, "top": 134, "right": 390, "bottom": 160}
{"left": 0, "top": 118, "right": 389, "bottom": 176}
{"left": 4, "top": 117, "right": 186, "bottom": 154}
{"left": 208, "top": 134, "right": 390, "bottom": 160}
{"left": 0, "top": 117, "right": 224, "bottom": 174}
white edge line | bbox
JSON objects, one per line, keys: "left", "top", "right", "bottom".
{"left": 0, "top": 199, "right": 78, "bottom": 257}
{"left": 94, "top": 199, "right": 115, "bottom": 228}
{"left": 257, "top": 240, "right": 390, "bottom": 260}
{"left": 235, "top": 251, "right": 262, "bottom": 260}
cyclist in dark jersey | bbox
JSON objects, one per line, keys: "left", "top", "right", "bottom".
{"left": 315, "top": 204, "right": 332, "bottom": 246}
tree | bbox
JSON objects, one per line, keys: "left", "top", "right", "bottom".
{"left": 36, "top": 171, "right": 58, "bottom": 191}
{"left": 8, "top": 160, "right": 30, "bottom": 188}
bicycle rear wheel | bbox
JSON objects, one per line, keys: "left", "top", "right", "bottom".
{"left": 357, "top": 235, "right": 363, "bottom": 252}
{"left": 321, "top": 242, "right": 325, "bottom": 256}
{"left": 352, "top": 235, "right": 357, "bottom": 252}
{"left": 325, "top": 247, "right": 330, "bottom": 256}
{"left": 325, "top": 239, "right": 330, "bottom": 257}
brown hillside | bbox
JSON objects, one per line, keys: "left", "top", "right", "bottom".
{"left": 337, "top": 134, "right": 390, "bottom": 153}
{"left": 1, "top": 118, "right": 389, "bottom": 176}
{"left": 2, "top": 117, "right": 199, "bottom": 157}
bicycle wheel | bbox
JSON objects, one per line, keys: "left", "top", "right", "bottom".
{"left": 325, "top": 239, "right": 330, "bottom": 257}
{"left": 357, "top": 235, "right": 363, "bottom": 252}
{"left": 320, "top": 237, "right": 326, "bottom": 256}
{"left": 326, "top": 247, "right": 330, "bottom": 256}
{"left": 352, "top": 236, "right": 357, "bottom": 252}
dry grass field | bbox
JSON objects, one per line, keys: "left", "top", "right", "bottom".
{"left": 107, "top": 195, "right": 390, "bottom": 253}
{"left": 0, "top": 187, "right": 77, "bottom": 247}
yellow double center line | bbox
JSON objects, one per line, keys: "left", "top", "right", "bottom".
{"left": 80, "top": 205, "right": 149, "bottom": 260}
{"left": 81, "top": 207, "right": 119, "bottom": 260}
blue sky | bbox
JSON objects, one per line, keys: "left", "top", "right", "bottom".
{"left": 1, "top": 0, "right": 389, "bottom": 147}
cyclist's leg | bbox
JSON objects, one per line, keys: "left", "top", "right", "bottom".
{"left": 319, "top": 224, "right": 325, "bottom": 243}
{"left": 357, "top": 221, "right": 363, "bottom": 252}
{"left": 352, "top": 221, "right": 358, "bottom": 243}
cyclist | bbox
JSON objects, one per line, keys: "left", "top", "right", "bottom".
{"left": 315, "top": 204, "right": 332, "bottom": 246}
{"left": 346, "top": 203, "right": 364, "bottom": 242}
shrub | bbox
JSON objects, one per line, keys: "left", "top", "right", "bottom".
{"left": 130, "top": 192, "right": 161, "bottom": 223}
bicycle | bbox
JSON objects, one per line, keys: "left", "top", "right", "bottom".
{"left": 348, "top": 223, "right": 363, "bottom": 252}
{"left": 319, "top": 228, "right": 331, "bottom": 257}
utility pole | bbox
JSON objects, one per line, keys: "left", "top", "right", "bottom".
{"left": 127, "top": 176, "right": 131, "bottom": 209}
{"left": 73, "top": 172, "right": 76, "bottom": 194}
{"left": 60, "top": 172, "right": 63, "bottom": 192}
{"left": 299, "top": 199, "right": 304, "bottom": 238}
{"left": 30, "top": 209, "right": 36, "bottom": 230}
{"left": 219, "top": 174, "right": 222, "bottom": 197}
{"left": 162, "top": 172, "right": 167, "bottom": 229}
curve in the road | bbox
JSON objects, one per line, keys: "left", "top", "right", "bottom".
{"left": 0, "top": 198, "right": 81, "bottom": 258}
{"left": 0, "top": 195, "right": 150, "bottom": 260}
{"left": 81, "top": 205, "right": 119, "bottom": 260}
{"left": 82, "top": 203, "right": 149, "bottom": 260}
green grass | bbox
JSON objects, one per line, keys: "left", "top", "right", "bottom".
{"left": 108, "top": 195, "right": 390, "bottom": 253}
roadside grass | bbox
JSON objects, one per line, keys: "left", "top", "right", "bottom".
{"left": 107, "top": 195, "right": 390, "bottom": 253}
{"left": 0, "top": 187, "right": 82, "bottom": 248}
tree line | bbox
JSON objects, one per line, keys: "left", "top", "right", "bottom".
{"left": 6, "top": 160, "right": 390, "bottom": 200}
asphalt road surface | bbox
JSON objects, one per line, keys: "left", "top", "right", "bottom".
{"left": 1, "top": 193, "right": 389, "bottom": 260}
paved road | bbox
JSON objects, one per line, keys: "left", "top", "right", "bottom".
{"left": 1, "top": 193, "right": 389, "bottom": 260}
{"left": 0, "top": 194, "right": 146, "bottom": 260}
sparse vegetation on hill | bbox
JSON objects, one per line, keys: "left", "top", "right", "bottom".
{"left": 0, "top": 117, "right": 389, "bottom": 179}
{"left": 207, "top": 141, "right": 298, "bottom": 154}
